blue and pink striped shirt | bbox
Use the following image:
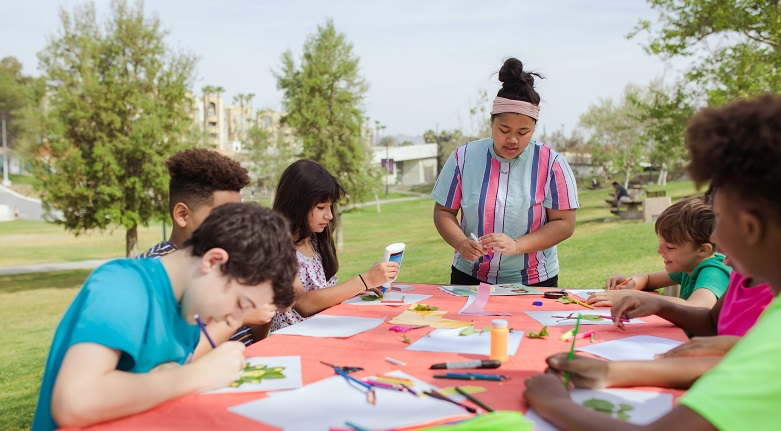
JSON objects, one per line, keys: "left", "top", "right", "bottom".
{"left": 432, "top": 138, "right": 579, "bottom": 285}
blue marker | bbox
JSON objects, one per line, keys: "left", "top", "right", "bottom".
{"left": 470, "top": 233, "right": 492, "bottom": 262}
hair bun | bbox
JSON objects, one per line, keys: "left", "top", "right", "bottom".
{"left": 498, "top": 57, "right": 526, "bottom": 90}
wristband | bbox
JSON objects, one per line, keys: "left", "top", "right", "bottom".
{"left": 358, "top": 274, "right": 369, "bottom": 290}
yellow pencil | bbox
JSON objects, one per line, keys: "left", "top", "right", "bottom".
{"left": 567, "top": 296, "right": 595, "bottom": 309}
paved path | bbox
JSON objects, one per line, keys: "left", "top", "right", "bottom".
{"left": 0, "top": 193, "right": 432, "bottom": 276}
{"left": 0, "top": 259, "right": 113, "bottom": 276}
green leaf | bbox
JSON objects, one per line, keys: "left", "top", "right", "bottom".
{"left": 413, "top": 304, "right": 439, "bottom": 311}
{"left": 579, "top": 314, "right": 603, "bottom": 321}
{"left": 459, "top": 326, "right": 477, "bottom": 336}
{"left": 528, "top": 326, "right": 548, "bottom": 339}
{"left": 360, "top": 294, "right": 382, "bottom": 301}
{"left": 583, "top": 398, "right": 615, "bottom": 414}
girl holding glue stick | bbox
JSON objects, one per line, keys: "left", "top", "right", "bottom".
{"left": 269, "top": 160, "right": 399, "bottom": 332}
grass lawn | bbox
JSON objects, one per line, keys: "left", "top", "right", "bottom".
{"left": 0, "top": 180, "right": 698, "bottom": 430}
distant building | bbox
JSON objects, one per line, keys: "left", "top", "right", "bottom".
{"left": 372, "top": 143, "right": 438, "bottom": 186}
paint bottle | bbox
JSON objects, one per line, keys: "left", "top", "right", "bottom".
{"left": 489, "top": 319, "right": 509, "bottom": 363}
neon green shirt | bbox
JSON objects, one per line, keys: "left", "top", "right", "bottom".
{"left": 679, "top": 295, "right": 781, "bottom": 429}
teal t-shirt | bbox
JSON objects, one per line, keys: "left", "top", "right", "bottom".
{"left": 679, "top": 295, "right": 781, "bottom": 429}
{"left": 668, "top": 253, "right": 731, "bottom": 300}
{"left": 32, "top": 258, "right": 200, "bottom": 431}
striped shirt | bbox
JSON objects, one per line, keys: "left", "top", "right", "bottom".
{"left": 139, "top": 240, "right": 255, "bottom": 346}
{"left": 431, "top": 138, "right": 579, "bottom": 285}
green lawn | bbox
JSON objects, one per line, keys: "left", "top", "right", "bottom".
{"left": 0, "top": 180, "right": 698, "bottom": 430}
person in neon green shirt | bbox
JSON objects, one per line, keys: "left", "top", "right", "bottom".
{"left": 523, "top": 94, "right": 781, "bottom": 431}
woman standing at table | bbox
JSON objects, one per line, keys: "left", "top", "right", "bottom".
{"left": 431, "top": 58, "right": 579, "bottom": 287}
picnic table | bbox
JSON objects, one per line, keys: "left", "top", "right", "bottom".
{"left": 60, "top": 285, "right": 687, "bottom": 430}
{"left": 606, "top": 199, "right": 644, "bottom": 220}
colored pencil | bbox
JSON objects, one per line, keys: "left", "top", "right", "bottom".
{"left": 193, "top": 314, "right": 216, "bottom": 348}
{"left": 615, "top": 277, "right": 634, "bottom": 289}
{"left": 455, "top": 386, "right": 495, "bottom": 413}
{"left": 566, "top": 296, "right": 595, "bottom": 309}
{"left": 563, "top": 314, "right": 582, "bottom": 387}
{"left": 424, "top": 390, "right": 477, "bottom": 413}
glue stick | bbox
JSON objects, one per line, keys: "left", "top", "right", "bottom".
{"left": 382, "top": 243, "right": 405, "bottom": 289}
{"left": 489, "top": 319, "right": 509, "bottom": 363}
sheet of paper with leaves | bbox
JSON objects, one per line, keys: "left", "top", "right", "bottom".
{"left": 405, "top": 326, "right": 524, "bottom": 355}
{"left": 389, "top": 305, "right": 472, "bottom": 329}
{"left": 439, "top": 283, "right": 542, "bottom": 296}
{"left": 204, "top": 356, "right": 303, "bottom": 394}
{"left": 564, "top": 289, "right": 597, "bottom": 300}
{"left": 524, "top": 388, "right": 673, "bottom": 431}
{"left": 524, "top": 310, "right": 645, "bottom": 327}
{"left": 342, "top": 291, "right": 432, "bottom": 306}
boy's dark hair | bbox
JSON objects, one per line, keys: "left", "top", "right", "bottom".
{"left": 686, "top": 94, "right": 781, "bottom": 226}
{"left": 655, "top": 195, "right": 715, "bottom": 249}
{"left": 273, "top": 159, "right": 345, "bottom": 281}
{"left": 167, "top": 148, "right": 250, "bottom": 214}
{"left": 183, "top": 203, "right": 297, "bottom": 308}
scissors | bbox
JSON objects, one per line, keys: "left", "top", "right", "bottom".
{"left": 320, "top": 361, "right": 364, "bottom": 374}
{"left": 551, "top": 312, "right": 578, "bottom": 322}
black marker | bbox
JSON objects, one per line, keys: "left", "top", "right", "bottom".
{"left": 430, "top": 359, "right": 501, "bottom": 370}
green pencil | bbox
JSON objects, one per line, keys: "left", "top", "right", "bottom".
{"left": 563, "top": 313, "right": 582, "bottom": 387}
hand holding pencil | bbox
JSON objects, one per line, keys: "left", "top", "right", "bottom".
{"left": 605, "top": 275, "right": 635, "bottom": 290}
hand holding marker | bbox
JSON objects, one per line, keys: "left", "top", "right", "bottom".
{"left": 470, "top": 233, "right": 492, "bottom": 262}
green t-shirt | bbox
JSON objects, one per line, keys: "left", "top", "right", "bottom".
{"left": 668, "top": 253, "right": 731, "bottom": 299}
{"left": 679, "top": 295, "right": 781, "bottom": 430}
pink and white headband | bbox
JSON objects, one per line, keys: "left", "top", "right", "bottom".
{"left": 491, "top": 97, "right": 540, "bottom": 120}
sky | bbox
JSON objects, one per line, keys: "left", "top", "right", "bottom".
{"left": 0, "top": 0, "right": 682, "bottom": 139}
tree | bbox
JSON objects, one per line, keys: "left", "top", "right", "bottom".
{"left": 424, "top": 128, "right": 471, "bottom": 174}
{"left": 275, "top": 18, "right": 379, "bottom": 249}
{"left": 34, "top": 0, "right": 197, "bottom": 257}
{"left": 631, "top": 0, "right": 781, "bottom": 105}
{"left": 0, "top": 57, "right": 42, "bottom": 184}
{"left": 630, "top": 80, "right": 694, "bottom": 185}
{"left": 579, "top": 85, "right": 650, "bottom": 187}
{"left": 243, "top": 124, "right": 298, "bottom": 203}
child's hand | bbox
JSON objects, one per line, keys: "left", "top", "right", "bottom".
{"left": 605, "top": 274, "right": 634, "bottom": 290}
{"left": 192, "top": 341, "right": 246, "bottom": 391}
{"left": 242, "top": 301, "right": 278, "bottom": 325}
{"left": 523, "top": 373, "right": 570, "bottom": 414}
{"left": 587, "top": 289, "right": 643, "bottom": 308}
{"left": 657, "top": 335, "right": 740, "bottom": 359}
{"left": 365, "top": 261, "right": 400, "bottom": 287}
{"left": 610, "top": 296, "right": 664, "bottom": 328}
{"left": 546, "top": 353, "right": 611, "bottom": 389}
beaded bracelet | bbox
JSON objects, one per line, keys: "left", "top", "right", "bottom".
{"left": 358, "top": 274, "right": 369, "bottom": 290}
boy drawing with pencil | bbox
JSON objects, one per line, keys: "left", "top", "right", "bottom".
{"left": 32, "top": 204, "right": 297, "bottom": 431}
{"left": 587, "top": 195, "right": 731, "bottom": 308}
{"left": 524, "top": 94, "right": 781, "bottom": 431}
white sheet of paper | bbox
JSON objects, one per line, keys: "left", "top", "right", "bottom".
{"left": 203, "top": 356, "right": 302, "bottom": 394}
{"left": 405, "top": 327, "right": 524, "bottom": 355}
{"left": 439, "top": 284, "right": 541, "bottom": 296}
{"left": 576, "top": 335, "right": 684, "bottom": 361}
{"left": 342, "top": 291, "right": 432, "bottom": 306}
{"left": 271, "top": 315, "right": 385, "bottom": 338}
{"left": 524, "top": 310, "right": 644, "bottom": 326}
{"left": 564, "top": 289, "right": 597, "bottom": 300}
{"left": 525, "top": 388, "right": 673, "bottom": 431}
{"left": 228, "top": 371, "right": 466, "bottom": 431}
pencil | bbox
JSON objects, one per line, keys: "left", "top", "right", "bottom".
{"left": 455, "top": 386, "right": 495, "bottom": 412}
{"left": 194, "top": 314, "right": 216, "bottom": 348}
{"left": 567, "top": 296, "right": 595, "bottom": 310}
{"left": 615, "top": 277, "right": 634, "bottom": 289}
{"left": 424, "top": 389, "right": 478, "bottom": 413}
{"left": 563, "top": 313, "right": 582, "bottom": 387}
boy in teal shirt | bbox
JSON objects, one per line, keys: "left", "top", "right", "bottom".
{"left": 33, "top": 204, "right": 297, "bottom": 431}
{"left": 588, "top": 195, "right": 731, "bottom": 308}
{"left": 524, "top": 94, "right": 781, "bottom": 430}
